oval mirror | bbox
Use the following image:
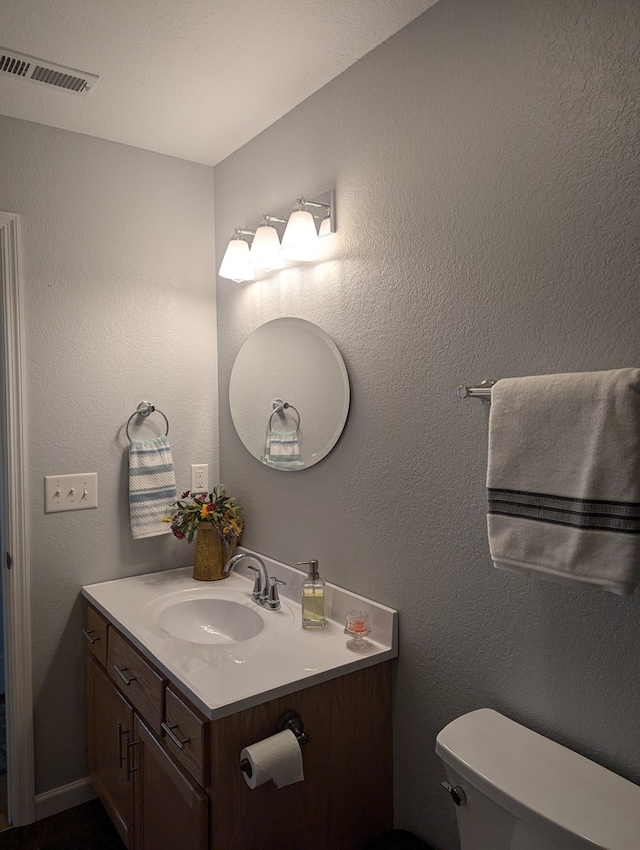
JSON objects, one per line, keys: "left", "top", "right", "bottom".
{"left": 229, "top": 318, "right": 350, "bottom": 471}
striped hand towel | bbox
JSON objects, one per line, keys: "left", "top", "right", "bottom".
{"left": 487, "top": 369, "right": 640, "bottom": 595}
{"left": 129, "top": 436, "right": 177, "bottom": 539}
{"left": 262, "top": 429, "right": 305, "bottom": 470}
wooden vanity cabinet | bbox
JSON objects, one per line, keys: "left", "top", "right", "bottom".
{"left": 87, "top": 627, "right": 208, "bottom": 850}
{"left": 85, "top": 604, "right": 393, "bottom": 850}
{"left": 207, "top": 662, "right": 394, "bottom": 849}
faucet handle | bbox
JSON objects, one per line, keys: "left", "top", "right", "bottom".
{"left": 266, "top": 577, "right": 286, "bottom": 610}
{"left": 247, "top": 564, "right": 264, "bottom": 600}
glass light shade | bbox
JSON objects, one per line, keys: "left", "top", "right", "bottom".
{"left": 280, "top": 209, "right": 320, "bottom": 262}
{"left": 318, "top": 215, "right": 331, "bottom": 238}
{"left": 250, "top": 224, "right": 284, "bottom": 270}
{"left": 219, "top": 238, "right": 255, "bottom": 282}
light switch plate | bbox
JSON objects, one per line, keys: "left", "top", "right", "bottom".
{"left": 45, "top": 473, "right": 98, "bottom": 513}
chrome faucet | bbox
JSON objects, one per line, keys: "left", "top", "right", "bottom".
{"left": 224, "top": 553, "right": 285, "bottom": 611}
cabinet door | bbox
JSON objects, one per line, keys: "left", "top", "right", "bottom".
{"left": 87, "top": 656, "right": 135, "bottom": 849}
{"left": 133, "top": 714, "right": 208, "bottom": 850}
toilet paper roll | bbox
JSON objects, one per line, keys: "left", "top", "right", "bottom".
{"left": 240, "top": 729, "right": 304, "bottom": 789}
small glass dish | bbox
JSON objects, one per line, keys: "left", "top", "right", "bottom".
{"left": 344, "top": 609, "right": 371, "bottom": 652}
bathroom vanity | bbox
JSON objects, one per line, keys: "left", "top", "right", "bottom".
{"left": 82, "top": 550, "right": 398, "bottom": 850}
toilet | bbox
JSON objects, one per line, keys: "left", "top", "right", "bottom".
{"left": 436, "top": 708, "right": 640, "bottom": 850}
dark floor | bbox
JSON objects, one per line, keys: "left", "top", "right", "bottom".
{"left": 0, "top": 799, "right": 125, "bottom": 850}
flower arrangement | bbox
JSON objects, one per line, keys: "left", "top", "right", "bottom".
{"left": 165, "top": 484, "right": 244, "bottom": 545}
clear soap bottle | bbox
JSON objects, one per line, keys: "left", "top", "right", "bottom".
{"left": 298, "top": 560, "right": 326, "bottom": 629}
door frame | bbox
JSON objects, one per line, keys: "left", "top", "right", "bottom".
{"left": 0, "top": 211, "right": 35, "bottom": 825}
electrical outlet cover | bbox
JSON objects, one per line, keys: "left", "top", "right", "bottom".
{"left": 190, "top": 463, "right": 209, "bottom": 493}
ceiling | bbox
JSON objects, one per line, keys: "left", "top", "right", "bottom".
{"left": 0, "top": 1, "right": 440, "bottom": 166}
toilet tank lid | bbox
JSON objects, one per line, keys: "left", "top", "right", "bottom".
{"left": 435, "top": 709, "right": 640, "bottom": 850}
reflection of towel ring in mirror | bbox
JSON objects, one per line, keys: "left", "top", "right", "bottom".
{"left": 269, "top": 398, "right": 301, "bottom": 434}
{"left": 126, "top": 400, "right": 170, "bottom": 442}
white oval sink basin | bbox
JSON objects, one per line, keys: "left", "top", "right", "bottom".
{"left": 153, "top": 598, "right": 264, "bottom": 645}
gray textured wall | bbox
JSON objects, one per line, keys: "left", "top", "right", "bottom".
{"left": 214, "top": 0, "right": 640, "bottom": 847}
{"left": 0, "top": 115, "right": 218, "bottom": 795}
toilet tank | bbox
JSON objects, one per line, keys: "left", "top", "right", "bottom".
{"left": 435, "top": 709, "right": 640, "bottom": 850}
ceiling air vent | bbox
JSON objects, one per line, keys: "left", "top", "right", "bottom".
{"left": 0, "top": 47, "right": 99, "bottom": 95}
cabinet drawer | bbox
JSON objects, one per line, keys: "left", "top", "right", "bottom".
{"left": 108, "top": 628, "right": 164, "bottom": 731}
{"left": 84, "top": 605, "right": 108, "bottom": 667}
{"left": 162, "top": 686, "right": 209, "bottom": 788}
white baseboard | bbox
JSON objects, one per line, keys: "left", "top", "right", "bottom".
{"left": 34, "top": 777, "right": 96, "bottom": 822}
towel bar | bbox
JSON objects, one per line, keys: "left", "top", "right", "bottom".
{"left": 456, "top": 380, "right": 496, "bottom": 402}
{"left": 126, "top": 400, "right": 170, "bottom": 441}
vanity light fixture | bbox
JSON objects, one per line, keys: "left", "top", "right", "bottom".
{"left": 218, "top": 228, "right": 256, "bottom": 282}
{"left": 218, "top": 190, "right": 335, "bottom": 281}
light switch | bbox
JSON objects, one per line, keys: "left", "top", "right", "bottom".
{"left": 45, "top": 473, "right": 98, "bottom": 513}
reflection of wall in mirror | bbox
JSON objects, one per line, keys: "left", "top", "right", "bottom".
{"left": 263, "top": 328, "right": 337, "bottom": 462}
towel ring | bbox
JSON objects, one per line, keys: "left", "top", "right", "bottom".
{"left": 268, "top": 399, "right": 301, "bottom": 434}
{"left": 126, "top": 401, "right": 170, "bottom": 442}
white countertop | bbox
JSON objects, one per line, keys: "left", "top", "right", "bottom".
{"left": 82, "top": 548, "right": 398, "bottom": 720}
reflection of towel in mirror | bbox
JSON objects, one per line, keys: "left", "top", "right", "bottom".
{"left": 263, "top": 429, "right": 305, "bottom": 470}
{"left": 129, "top": 435, "right": 177, "bottom": 538}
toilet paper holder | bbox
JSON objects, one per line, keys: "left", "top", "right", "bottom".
{"left": 239, "top": 709, "right": 309, "bottom": 778}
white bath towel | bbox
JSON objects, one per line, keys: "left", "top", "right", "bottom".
{"left": 487, "top": 369, "right": 640, "bottom": 595}
{"left": 129, "top": 435, "right": 176, "bottom": 539}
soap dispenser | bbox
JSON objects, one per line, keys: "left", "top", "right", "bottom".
{"left": 298, "top": 560, "right": 326, "bottom": 629}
